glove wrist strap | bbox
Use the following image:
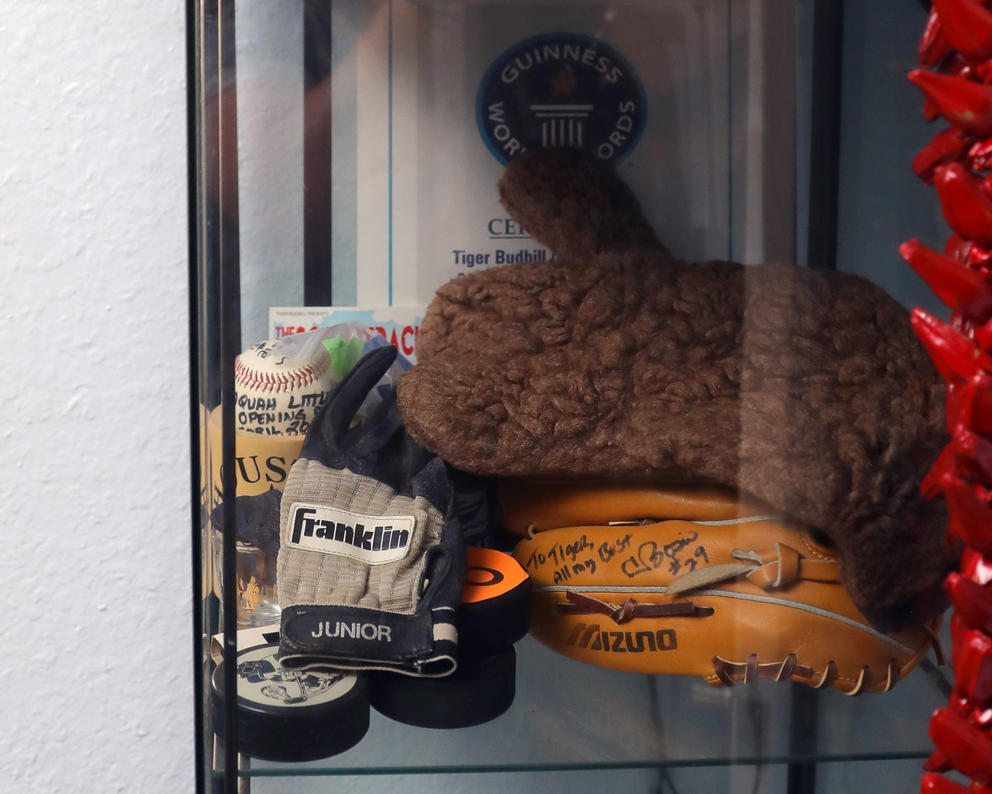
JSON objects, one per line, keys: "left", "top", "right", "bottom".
{"left": 278, "top": 603, "right": 458, "bottom": 677}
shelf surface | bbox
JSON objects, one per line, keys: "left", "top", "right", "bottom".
{"left": 218, "top": 633, "right": 951, "bottom": 778}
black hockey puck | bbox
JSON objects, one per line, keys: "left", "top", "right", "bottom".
{"left": 458, "top": 546, "right": 530, "bottom": 656}
{"left": 211, "top": 643, "right": 370, "bottom": 762}
{"left": 369, "top": 646, "right": 516, "bottom": 729}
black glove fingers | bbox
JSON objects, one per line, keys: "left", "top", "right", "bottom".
{"left": 317, "top": 345, "right": 398, "bottom": 452}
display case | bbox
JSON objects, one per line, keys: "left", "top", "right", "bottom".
{"left": 188, "top": 1, "right": 956, "bottom": 792}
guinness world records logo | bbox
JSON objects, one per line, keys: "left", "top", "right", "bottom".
{"left": 476, "top": 32, "right": 647, "bottom": 164}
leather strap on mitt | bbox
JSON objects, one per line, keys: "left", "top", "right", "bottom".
{"left": 396, "top": 150, "right": 952, "bottom": 632}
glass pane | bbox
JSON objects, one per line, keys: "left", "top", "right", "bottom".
{"left": 191, "top": 0, "right": 952, "bottom": 786}
{"left": 225, "top": 634, "right": 948, "bottom": 778}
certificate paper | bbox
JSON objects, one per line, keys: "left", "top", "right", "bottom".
{"left": 348, "top": 0, "right": 755, "bottom": 309}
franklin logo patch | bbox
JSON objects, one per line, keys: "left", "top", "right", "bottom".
{"left": 476, "top": 32, "right": 646, "bottom": 164}
{"left": 288, "top": 503, "right": 414, "bottom": 564}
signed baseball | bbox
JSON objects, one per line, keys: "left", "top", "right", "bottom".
{"left": 234, "top": 337, "right": 335, "bottom": 436}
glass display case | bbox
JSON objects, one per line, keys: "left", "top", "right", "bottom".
{"left": 188, "top": 1, "right": 956, "bottom": 792}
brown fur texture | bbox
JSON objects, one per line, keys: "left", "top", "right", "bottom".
{"left": 397, "top": 150, "right": 952, "bottom": 631}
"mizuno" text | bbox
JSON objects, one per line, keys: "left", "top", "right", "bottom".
{"left": 566, "top": 622, "right": 677, "bottom": 653}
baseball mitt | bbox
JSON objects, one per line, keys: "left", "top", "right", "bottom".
{"left": 505, "top": 481, "right": 941, "bottom": 695}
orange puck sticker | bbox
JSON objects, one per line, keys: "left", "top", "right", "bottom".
{"left": 461, "top": 547, "right": 529, "bottom": 604}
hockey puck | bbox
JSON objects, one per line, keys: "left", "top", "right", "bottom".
{"left": 369, "top": 646, "right": 516, "bottom": 729}
{"left": 211, "top": 643, "right": 370, "bottom": 762}
{"left": 458, "top": 546, "right": 530, "bottom": 656}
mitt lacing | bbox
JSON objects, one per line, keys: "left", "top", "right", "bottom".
{"left": 553, "top": 542, "right": 914, "bottom": 694}
{"left": 711, "top": 654, "right": 900, "bottom": 696}
{"left": 558, "top": 591, "right": 714, "bottom": 621}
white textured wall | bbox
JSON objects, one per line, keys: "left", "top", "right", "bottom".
{"left": 1, "top": 3, "right": 192, "bottom": 792}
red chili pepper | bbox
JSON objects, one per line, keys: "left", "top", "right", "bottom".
{"left": 912, "top": 308, "right": 992, "bottom": 382}
{"left": 917, "top": 128, "right": 973, "bottom": 181}
{"left": 921, "top": 772, "right": 979, "bottom": 793}
{"left": 942, "top": 475, "right": 992, "bottom": 554}
{"left": 945, "top": 53, "right": 978, "bottom": 82}
{"left": 975, "top": 320, "right": 992, "bottom": 350}
{"left": 963, "top": 549, "right": 992, "bottom": 585}
{"left": 935, "top": 163, "right": 992, "bottom": 242}
{"left": 946, "top": 571, "right": 992, "bottom": 634}
{"left": 949, "top": 692, "right": 992, "bottom": 728}
{"left": 925, "top": 443, "right": 959, "bottom": 498}
{"left": 953, "top": 612, "right": 968, "bottom": 670}
{"left": 947, "top": 233, "right": 976, "bottom": 263}
{"left": 954, "top": 427, "right": 992, "bottom": 482}
{"left": 947, "top": 378, "right": 992, "bottom": 434}
{"left": 929, "top": 706, "right": 992, "bottom": 785}
{"left": 935, "top": 0, "right": 992, "bottom": 61}
{"left": 922, "top": 7, "right": 954, "bottom": 66}
{"left": 925, "top": 747, "right": 954, "bottom": 773}
{"left": 909, "top": 70, "right": 992, "bottom": 138}
{"left": 901, "top": 239, "right": 992, "bottom": 320}
{"left": 954, "top": 628, "right": 992, "bottom": 703}
{"left": 970, "top": 136, "right": 992, "bottom": 171}
{"left": 968, "top": 246, "right": 992, "bottom": 270}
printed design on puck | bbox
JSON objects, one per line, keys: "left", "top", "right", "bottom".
{"left": 212, "top": 642, "right": 370, "bottom": 762}
{"left": 458, "top": 547, "right": 531, "bottom": 656}
{"left": 462, "top": 546, "right": 529, "bottom": 603}
{"left": 232, "top": 645, "right": 356, "bottom": 708}
{"left": 476, "top": 32, "right": 647, "bottom": 165}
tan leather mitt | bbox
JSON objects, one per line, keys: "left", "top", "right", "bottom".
{"left": 505, "top": 481, "right": 940, "bottom": 694}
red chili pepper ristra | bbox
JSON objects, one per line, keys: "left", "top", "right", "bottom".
{"left": 912, "top": 308, "right": 992, "bottom": 382}
{"left": 907, "top": 14, "right": 992, "bottom": 792}
{"left": 921, "top": 7, "right": 953, "bottom": 66}
{"left": 901, "top": 239, "right": 992, "bottom": 320}
{"left": 928, "top": 707, "right": 992, "bottom": 785}
{"left": 910, "top": 70, "right": 992, "bottom": 137}
{"left": 946, "top": 572, "right": 992, "bottom": 635}
{"left": 935, "top": 0, "right": 992, "bottom": 61}
{"left": 935, "top": 163, "right": 992, "bottom": 242}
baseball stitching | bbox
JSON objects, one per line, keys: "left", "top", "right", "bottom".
{"left": 234, "top": 353, "right": 330, "bottom": 394}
